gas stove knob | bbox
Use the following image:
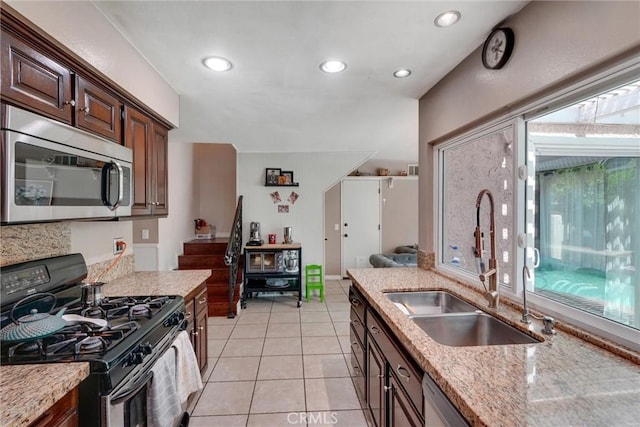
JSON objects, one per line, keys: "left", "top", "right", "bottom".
{"left": 164, "top": 311, "right": 185, "bottom": 327}
{"left": 140, "top": 343, "right": 152, "bottom": 355}
{"left": 129, "top": 352, "right": 144, "bottom": 365}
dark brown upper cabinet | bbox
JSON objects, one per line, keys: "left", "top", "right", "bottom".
{"left": 1, "top": 31, "right": 74, "bottom": 124}
{"left": 75, "top": 76, "right": 122, "bottom": 143}
{"left": 125, "top": 106, "right": 168, "bottom": 217}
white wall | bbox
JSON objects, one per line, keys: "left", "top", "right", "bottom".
{"left": 70, "top": 221, "right": 133, "bottom": 266}
{"left": 6, "top": 0, "right": 180, "bottom": 126}
{"left": 238, "top": 152, "right": 373, "bottom": 268}
{"left": 157, "top": 142, "right": 198, "bottom": 271}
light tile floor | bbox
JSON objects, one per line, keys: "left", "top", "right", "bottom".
{"left": 189, "top": 279, "right": 369, "bottom": 427}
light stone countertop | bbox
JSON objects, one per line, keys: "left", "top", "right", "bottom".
{"left": 347, "top": 267, "right": 640, "bottom": 427}
{"left": 101, "top": 270, "right": 211, "bottom": 298}
{"left": 0, "top": 270, "right": 209, "bottom": 427}
{"left": 0, "top": 363, "right": 90, "bottom": 427}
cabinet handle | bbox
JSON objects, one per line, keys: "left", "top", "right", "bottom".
{"left": 199, "top": 297, "right": 207, "bottom": 304}
{"left": 396, "top": 365, "right": 411, "bottom": 381}
{"left": 198, "top": 326, "right": 204, "bottom": 331}
{"left": 377, "top": 374, "right": 384, "bottom": 378}
{"left": 353, "top": 366, "right": 361, "bottom": 375}
{"left": 63, "top": 99, "right": 76, "bottom": 107}
{"left": 350, "top": 298, "right": 360, "bottom": 307}
{"left": 370, "top": 326, "right": 380, "bottom": 335}
{"left": 80, "top": 106, "right": 89, "bottom": 113}
{"left": 351, "top": 318, "right": 360, "bottom": 326}
{"left": 351, "top": 341, "right": 359, "bottom": 350}
{"left": 192, "top": 330, "right": 199, "bottom": 336}
{"left": 384, "top": 385, "right": 392, "bottom": 392}
{"left": 185, "top": 312, "right": 192, "bottom": 318}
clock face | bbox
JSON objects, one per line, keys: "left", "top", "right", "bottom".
{"left": 482, "top": 28, "right": 515, "bottom": 70}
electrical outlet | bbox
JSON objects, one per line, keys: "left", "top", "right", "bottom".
{"left": 141, "top": 229, "right": 150, "bottom": 240}
{"left": 113, "top": 237, "right": 125, "bottom": 255}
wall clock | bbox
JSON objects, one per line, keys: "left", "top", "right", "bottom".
{"left": 482, "top": 27, "right": 515, "bottom": 70}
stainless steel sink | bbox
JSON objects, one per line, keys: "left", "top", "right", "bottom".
{"left": 410, "top": 312, "right": 541, "bottom": 346}
{"left": 385, "top": 291, "right": 478, "bottom": 315}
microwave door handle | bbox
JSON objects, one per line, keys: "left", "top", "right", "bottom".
{"left": 101, "top": 161, "right": 123, "bottom": 210}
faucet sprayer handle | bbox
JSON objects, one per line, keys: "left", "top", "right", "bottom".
{"left": 542, "top": 316, "right": 556, "bottom": 335}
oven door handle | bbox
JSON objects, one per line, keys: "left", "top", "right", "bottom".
{"left": 110, "top": 371, "right": 153, "bottom": 405}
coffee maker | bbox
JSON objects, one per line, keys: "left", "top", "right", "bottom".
{"left": 247, "top": 221, "right": 263, "bottom": 246}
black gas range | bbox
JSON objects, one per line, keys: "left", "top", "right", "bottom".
{"left": 0, "top": 254, "right": 187, "bottom": 427}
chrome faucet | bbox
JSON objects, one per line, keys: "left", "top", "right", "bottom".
{"left": 474, "top": 189, "right": 499, "bottom": 308}
{"left": 522, "top": 265, "right": 556, "bottom": 334}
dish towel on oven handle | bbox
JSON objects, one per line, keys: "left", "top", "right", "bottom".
{"left": 172, "top": 330, "right": 204, "bottom": 405}
{"left": 147, "top": 346, "right": 182, "bottom": 427}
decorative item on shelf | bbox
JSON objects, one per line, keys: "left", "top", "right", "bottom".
{"left": 194, "top": 218, "right": 214, "bottom": 239}
{"left": 265, "top": 168, "right": 299, "bottom": 186}
{"left": 281, "top": 171, "right": 294, "bottom": 184}
{"left": 377, "top": 168, "right": 390, "bottom": 176}
{"left": 266, "top": 168, "right": 281, "bottom": 185}
{"left": 399, "top": 170, "right": 408, "bottom": 176}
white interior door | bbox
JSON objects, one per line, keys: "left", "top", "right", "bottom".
{"left": 341, "top": 179, "right": 381, "bottom": 276}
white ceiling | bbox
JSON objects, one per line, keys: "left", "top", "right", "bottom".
{"left": 93, "top": 1, "right": 528, "bottom": 161}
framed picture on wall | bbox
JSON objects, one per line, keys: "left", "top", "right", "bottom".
{"left": 281, "top": 171, "right": 293, "bottom": 185}
{"left": 265, "top": 168, "right": 281, "bottom": 186}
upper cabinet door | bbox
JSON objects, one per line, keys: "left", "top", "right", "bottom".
{"left": 124, "top": 105, "right": 153, "bottom": 216}
{"left": 1, "top": 32, "right": 73, "bottom": 123}
{"left": 76, "top": 76, "right": 122, "bottom": 143}
{"left": 151, "top": 123, "right": 169, "bottom": 216}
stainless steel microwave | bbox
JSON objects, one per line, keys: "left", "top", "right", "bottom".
{"left": 1, "top": 105, "right": 132, "bottom": 224}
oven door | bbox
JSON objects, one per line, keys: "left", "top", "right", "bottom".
{"left": 102, "top": 326, "right": 183, "bottom": 427}
{"left": 105, "top": 369, "right": 153, "bottom": 427}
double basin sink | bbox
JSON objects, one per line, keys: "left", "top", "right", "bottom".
{"left": 386, "top": 291, "right": 541, "bottom": 347}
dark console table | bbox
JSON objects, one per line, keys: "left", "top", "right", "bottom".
{"left": 242, "top": 243, "right": 302, "bottom": 308}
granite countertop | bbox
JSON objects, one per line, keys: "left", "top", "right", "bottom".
{"left": 101, "top": 270, "right": 211, "bottom": 297}
{"left": 347, "top": 267, "right": 640, "bottom": 427}
{"left": 0, "top": 270, "right": 209, "bottom": 427}
{"left": 0, "top": 363, "right": 90, "bottom": 426}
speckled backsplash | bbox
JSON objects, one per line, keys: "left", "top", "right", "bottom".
{"left": 418, "top": 249, "right": 434, "bottom": 270}
{"left": 0, "top": 222, "right": 71, "bottom": 266}
{"left": 1, "top": 222, "right": 134, "bottom": 279}
{"left": 86, "top": 254, "right": 135, "bottom": 283}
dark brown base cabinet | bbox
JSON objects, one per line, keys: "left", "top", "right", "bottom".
{"left": 350, "top": 284, "right": 466, "bottom": 427}
{"left": 28, "top": 387, "right": 78, "bottom": 427}
{"left": 185, "top": 283, "right": 208, "bottom": 375}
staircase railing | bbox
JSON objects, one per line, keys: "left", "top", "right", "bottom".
{"left": 224, "top": 195, "right": 243, "bottom": 318}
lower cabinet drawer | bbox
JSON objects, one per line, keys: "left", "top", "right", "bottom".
{"left": 349, "top": 326, "right": 366, "bottom": 404}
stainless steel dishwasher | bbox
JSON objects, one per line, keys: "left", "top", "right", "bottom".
{"left": 422, "top": 375, "right": 469, "bottom": 426}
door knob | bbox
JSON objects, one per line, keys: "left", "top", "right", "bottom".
{"left": 343, "top": 234, "right": 348, "bottom": 238}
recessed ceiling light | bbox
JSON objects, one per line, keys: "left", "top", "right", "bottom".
{"left": 434, "top": 10, "right": 461, "bottom": 27}
{"left": 203, "top": 56, "right": 232, "bottom": 72}
{"left": 393, "top": 69, "right": 412, "bottom": 78}
{"left": 320, "top": 60, "right": 347, "bottom": 73}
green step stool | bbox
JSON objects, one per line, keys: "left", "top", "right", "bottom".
{"left": 305, "top": 264, "right": 324, "bottom": 302}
